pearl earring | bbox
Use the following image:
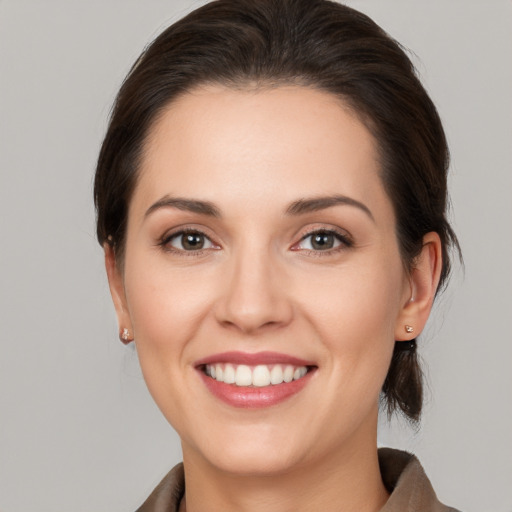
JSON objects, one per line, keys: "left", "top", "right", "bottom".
{"left": 120, "top": 328, "right": 133, "bottom": 343}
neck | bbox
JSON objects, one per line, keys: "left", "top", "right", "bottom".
{"left": 181, "top": 421, "right": 388, "bottom": 512}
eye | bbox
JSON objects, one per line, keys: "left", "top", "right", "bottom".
{"left": 293, "top": 229, "right": 351, "bottom": 252}
{"left": 164, "top": 230, "right": 217, "bottom": 252}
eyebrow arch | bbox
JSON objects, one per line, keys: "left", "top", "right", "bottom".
{"left": 286, "top": 195, "right": 374, "bottom": 221}
{"left": 144, "top": 195, "right": 221, "bottom": 218}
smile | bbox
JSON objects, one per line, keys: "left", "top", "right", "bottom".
{"left": 195, "top": 352, "right": 317, "bottom": 408}
{"left": 204, "top": 363, "right": 309, "bottom": 387}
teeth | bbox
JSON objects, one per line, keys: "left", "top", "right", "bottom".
{"left": 215, "top": 364, "right": 223, "bottom": 382}
{"left": 204, "top": 363, "right": 309, "bottom": 387}
{"left": 252, "top": 365, "right": 271, "bottom": 387}
{"left": 223, "top": 364, "right": 235, "bottom": 384}
{"left": 293, "top": 366, "right": 308, "bottom": 380}
{"left": 283, "top": 365, "right": 294, "bottom": 383}
{"left": 270, "top": 365, "right": 284, "bottom": 385}
{"left": 235, "top": 365, "right": 252, "bottom": 386}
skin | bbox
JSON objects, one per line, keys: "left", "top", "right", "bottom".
{"left": 106, "top": 86, "right": 442, "bottom": 512}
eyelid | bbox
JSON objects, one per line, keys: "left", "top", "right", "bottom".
{"left": 158, "top": 226, "right": 221, "bottom": 254}
{"left": 156, "top": 224, "right": 352, "bottom": 255}
{"left": 290, "top": 226, "right": 353, "bottom": 252}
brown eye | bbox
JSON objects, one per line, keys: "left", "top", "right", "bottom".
{"left": 311, "top": 232, "right": 336, "bottom": 250}
{"left": 181, "top": 233, "right": 205, "bottom": 250}
{"left": 294, "top": 229, "right": 351, "bottom": 252}
{"left": 167, "top": 231, "right": 215, "bottom": 251}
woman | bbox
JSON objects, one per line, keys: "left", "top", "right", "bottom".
{"left": 94, "top": 0, "right": 461, "bottom": 510}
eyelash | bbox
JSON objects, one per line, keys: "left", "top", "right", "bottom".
{"left": 292, "top": 228, "right": 353, "bottom": 256}
{"left": 158, "top": 227, "right": 353, "bottom": 256}
{"left": 158, "top": 228, "right": 219, "bottom": 257}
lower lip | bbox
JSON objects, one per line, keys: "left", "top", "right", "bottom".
{"left": 198, "top": 370, "right": 315, "bottom": 409}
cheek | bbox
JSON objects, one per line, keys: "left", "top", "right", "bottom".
{"left": 121, "top": 256, "right": 215, "bottom": 424}
{"left": 122, "top": 252, "right": 216, "bottom": 364}
{"left": 300, "top": 257, "right": 404, "bottom": 390}
{"left": 302, "top": 257, "right": 403, "bottom": 339}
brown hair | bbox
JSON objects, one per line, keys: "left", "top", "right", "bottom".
{"left": 94, "top": 0, "right": 460, "bottom": 422}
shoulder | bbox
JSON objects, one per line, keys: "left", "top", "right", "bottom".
{"left": 135, "top": 463, "right": 184, "bottom": 512}
{"left": 378, "top": 448, "right": 461, "bottom": 512}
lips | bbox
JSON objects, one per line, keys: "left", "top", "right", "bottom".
{"left": 195, "top": 351, "right": 317, "bottom": 408}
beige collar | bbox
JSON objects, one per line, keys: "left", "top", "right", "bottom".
{"left": 136, "top": 448, "right": 460, "bottom": 512}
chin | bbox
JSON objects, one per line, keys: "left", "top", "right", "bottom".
{"left": 206, "top": 444, "right": 303, "bottom": 477}
{"left": 184, "top": 421, "right": 312, "bottom": 477}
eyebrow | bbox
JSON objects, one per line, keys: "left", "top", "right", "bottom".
{"left": 144, "top": 196, "right": 221, "bottom": 218}
{"left": 144, "top": 194, "right": 374, "bottom": 221}
{"left": 286, "top": 195, "right": 375, "bottom": 221}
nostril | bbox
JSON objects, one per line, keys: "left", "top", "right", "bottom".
{"left": 213, "top": 263, "right": 294, "bottom": 332}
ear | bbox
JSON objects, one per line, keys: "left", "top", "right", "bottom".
{"left": 395, "top": 232, "right": 443, "bottom": 341}
{"left": 104, "top": 244, "right": 133, "bottom": 344}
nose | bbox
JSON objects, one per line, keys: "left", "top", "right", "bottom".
{"left": 214, "top": 246, "right": 294, "bottom": 334}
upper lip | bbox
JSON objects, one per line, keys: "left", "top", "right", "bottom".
{"left": 194, "top": 351, "right": 316, "bottom": 367}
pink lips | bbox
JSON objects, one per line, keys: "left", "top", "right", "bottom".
{"left": 195, "top": 351, "right": 315, "bottom": 367}
{"left": 195, "top": 351, "right": 317, "bottom": 409}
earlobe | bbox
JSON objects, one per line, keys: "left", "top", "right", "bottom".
{"left": 395, "top": 232, "right": 443, "bottom": 341}
{"left": 104, "top": 244, "right": 133, "bottom": 344}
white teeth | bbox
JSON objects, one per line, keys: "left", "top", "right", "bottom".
{"left": 252, "top": 365, "right": 271, "bottom": 387}
{"left": 215, "top": 364, "right": 223, "bottom": 382}
{"left": 283, "top": 365, "right": 294, "bottom": 383}
{"left": 204, "top": 363, "right": 309, "bottom": 387}
{"left": 223, "top": 364, "right": 235, "bottom": 384}
{"left": 235, "top": 365, "right": 253, "bottom": 386}
{"left": 270, "top": 365, "right": 284, "bottom": 385}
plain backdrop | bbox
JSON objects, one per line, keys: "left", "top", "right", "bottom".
{"left": 1, "top": 1, "right": 511, "bottom": 511}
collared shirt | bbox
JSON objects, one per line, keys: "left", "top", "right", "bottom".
{"left": 136, "top": 448, "right": 461, "bottom": 512}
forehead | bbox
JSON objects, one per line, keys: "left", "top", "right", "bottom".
{"left": 133, "top": 85, "right": 387, "bottom": 217}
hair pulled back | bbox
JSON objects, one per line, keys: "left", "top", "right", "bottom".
{"left": 94, "top": 0, "right": 459, "bottom": 422}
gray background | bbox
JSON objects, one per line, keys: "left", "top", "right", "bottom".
{"left": 0, "top": 1, "right": 511, "bottom": 511}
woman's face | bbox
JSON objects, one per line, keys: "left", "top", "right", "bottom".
{"left": 110, "top": 86, "right": 415, "bottom": 475}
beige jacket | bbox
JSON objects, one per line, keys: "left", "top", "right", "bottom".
{"left": 136, "top": 448, "right": 460, "bottom": 512}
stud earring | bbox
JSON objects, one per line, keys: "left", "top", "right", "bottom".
{"left": 405, "top": 325, "right": 414, "bottom": 334}
{"left": 120, "top": 328, "right": 133, "bottom": 343}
